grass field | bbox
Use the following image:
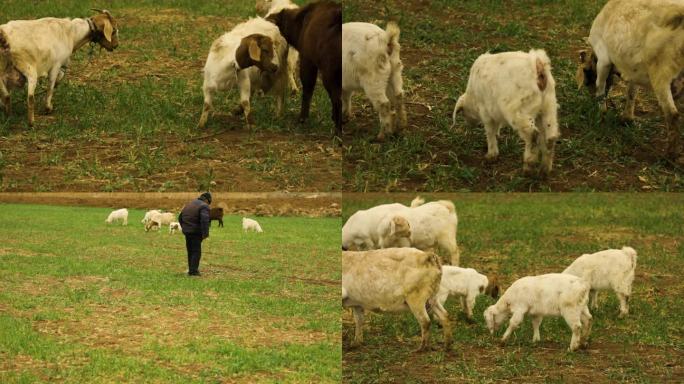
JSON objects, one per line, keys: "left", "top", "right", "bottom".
{"left": 342, "top": 193, "right": 684, "bottom": 383}
{"left": 0, "top": 203, "right": 341, "bottom": 383}
{"left": 342, "top": 0, "right": 684, "bottom": 192}
{"left": 0, "top": 1, "right": 341, "bottom": 192}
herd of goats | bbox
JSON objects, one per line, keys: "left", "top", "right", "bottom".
{"left": 0, "top": 0, "right": 682, "bottom": 172}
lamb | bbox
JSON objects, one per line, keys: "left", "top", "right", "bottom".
{"left": 105, "top": 208, "right": 128, "bottom": 226}
{"left": 145, "top": 212, "right": 176, "bottom": 232}
{"left": 198, "top": 17, "right": 288, "bottom": 129}
{"left": 141, "top": 209, "right": 162, "bottom": 225}
{"left": 342, "top": 248, "right": 451, "bottom": 351}
{"left": 341, "top": 197, "right": 460, "bottom": 265}
{"left": 484, "top": 273, "right": 592, "bottom": 352}
{"left": 258, "top": 0, "right": 301, "bottom": 94}
{"left": 577, "top": 0, "right": 684, "bottom": 160}
{"left": 452, "top": 49, "right": 559, "bottom": 174}
{"left": 563, "top": 246, "right": 637, "bottom": 318}
{"left": 0, "top": 9, "right": 118, "bottom": 126}
{"left": 210, "top": 207, "right": 224, "bottom": 228}
{"left": 242, "top": 217, "right": 263, "bottom": 232}
{"left": 268, "top": 1, "right": 342, "bottom": 135}
{"left": 434, "top": 266, "right": 500, "bottom": 322}
{"left": 342, "top": 21, "right": 407, "bottom": 141}
{"left": 169, "top": 222, "right": 182, "bottom": 234}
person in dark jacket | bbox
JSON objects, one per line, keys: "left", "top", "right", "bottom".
{"left": 178, "top": 192, "right": 211, "bottom": 276}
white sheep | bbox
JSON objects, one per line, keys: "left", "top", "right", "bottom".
{"left": 453, "top": 49, "right": 559, "bottom": 174}
{"left": 342, "top": 21, "right": 406, "bottom": 141}
{"left": 484, "top": 273, "right": 592, "bottom": 352}
{"left": 198, "top": 17, "right": 289, "bottom": 129}
{"left": 577, "top": 0, "right": 684, "bottom": 159}
{"left": 342, "top": 248, "right": 451, "bottom": 351}
{"left": 169, "top": 222, "right": 182, "bottom": 234}
{"left": 0, "top": 10, "right": 118, "bottom": 126}
{"left": 563, "top": 246, "right": 637, "bottom": 318}
{"left": 105, "top": 208, "right": 128, "bottom": 226}
{"left": 145, "top": 212, "right": 176, "bottom": 232}
{"left": 434, "top": 266, "right": 500, "bottom": 322}
{"left": 262, "top": 0, "right": 300, "bottom": 94}
{"left": 342, "top": 197, "right": 460, "bottom": 265}
{"left": 242, "top": 217, "right": 263, "bottom": 232}
{"left": 141, "top": 209, "right": 161, "bottom": 225}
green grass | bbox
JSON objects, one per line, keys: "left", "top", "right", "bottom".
{"left": 0, "top": 1, "right": 341, "bottom": 192}
{"left": 342, "top": 0, "right": 684, "bottom": 192}
{"left": 0, "top": 203, "right": 341, "bottom": 383}
{"left": 342, "top": 193, "right": 684, "bottom": 383}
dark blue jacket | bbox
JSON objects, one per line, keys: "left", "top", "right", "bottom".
{"left": 179, "top": 199, "right": 210, "bottom": 238}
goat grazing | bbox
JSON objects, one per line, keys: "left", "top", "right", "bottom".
{"left": 342, "top": 248, "right": 451, "bottom": 351}
{"left": 577, "top": 0, "right": 684, "bottom": 159}
{"left": 242, "top": 217, "right": 263, "bottom": 232}
{"left": 105, "top": 208, "right": 128, "bottom": 226}
{"left": 435, "top": 266, "right": 499, "bottom": 322}
{"left": 484, "top": 273, "right": 592, "bottom": 352}
{"left": 0, "top": 9, "right": 119, "bottom": 126}
{"left": 453, "top": 49, "right": 559, "bottom": 174}
{"left": 342, "top": 21, "right": 406, "bottom": 141}
{"left": 210, "top": 207, "right": 224, "bottom": 227}
{"left": 198, "top": 17, "right": 288, "bottom": 129}
{"left": 563, "top": 246, "right": 637, "bottom": 318}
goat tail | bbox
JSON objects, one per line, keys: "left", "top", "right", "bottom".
{"left": 385, "top": 21, "right": 400, "bottom": 50}
{"left": 436, "top": 200, "right": 456, "bottom": 214}
{"left": 529, "top": 49, "right": 552, "bottom": 92}
{"left": 410, "top": 196, "right": 425, "bottom": 208}
{"left": 621, "top": 246, "right": 638, "bottom": 269}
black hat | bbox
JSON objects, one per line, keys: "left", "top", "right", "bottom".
{"left": 199, "top": 192, "right": 212, "bottom": 204}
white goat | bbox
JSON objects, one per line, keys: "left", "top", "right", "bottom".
{"left": 198, "top": 17, "right": 289, "bottom": 129}
{"left": 435, "top": 267, "right": 499, "bottom": 321}
{"left": 342, "top": 21, "right": 406, "bottom": 141}
{"left": 262, "top": 0, "right": 300, "bottom": 94}
{"left": 105, "top": 208, "right": 128, "bottom": 226}
{"left": 341, "top": 197, "right": 460, "bottom": 265}
{"left": 242, "top": 217, "right": 263, "bottom": 232}
{"left": 578, "top": 0, "right": 684, "bottom": 159}
{"left": 169, "top": 222, "right": 182, "bottom": 234}
{"left": 145, "top": 212, "right": 176, "bottom": 232}
{"left": 484, "top": 273, "right": 592, "bottom": 352}
{"left": 453, "top": 49, "right": 559, "bottom": 174}
{"left": 563, "top": 246, "right": 637, "bottom": 318}
{"left": 0, "top": 10, "right": 118, "bottom": 126}
{"left": 342, "top": 248, "right": 451, "bottom": 351}
{"left": 141, "top": 209, "right": 162, "bottom": 225}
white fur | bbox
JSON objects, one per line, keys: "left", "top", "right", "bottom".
{"left": 587, "top": 0, "right": 684, "bottom": 154}
{"left": 342, "top": 21, "right": 406, "bottom": 141}
{"left": 141, "top": 209, "right": 161, "bottom": 225}
{"left": 342, "top": 248, "right": 451, "bottom": 350}
{"left": 198, "top": 17, "right": 289, "bottom": 128}
{"left": 145, "top": 212, "right": 176, "bottom": 232}
{"left": 242, "top": 217, "right": 263, "bottom": 232}
{"left": 105, "top": 208, "right": 128, "bottom": 225}
{"left": 169, "top": 221, "right": 182, "bottom": 234}
{"left": 563, "top": 246, "right": 637, "bottom": 317}
{"left": 453, "top": 49, "right": 559, "bottom": 173}
{"left": 435, "top": 266, "right": 491, "bottom": 320}
{"left": 0, "top": 14, "right": 116, "bottom": 125}
{"left": 341, "top": 197, "right": 460, "bottom": 265}
{"left": 484, "top": 273, "right": 592, "bottom": 352}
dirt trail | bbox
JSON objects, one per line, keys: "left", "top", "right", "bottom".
{"left": 0, "top": 192, "right": 341, "bottom": 217}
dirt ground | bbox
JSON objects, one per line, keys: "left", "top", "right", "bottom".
{"left": 0, "top": 192, "right": 341, "bottom": 217}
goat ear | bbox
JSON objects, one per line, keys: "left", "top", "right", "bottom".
{"left": 389, "top": 218, "right": 396, "bottom": 236}
{"left": 575, "top": 66, "right": 586, "bottom": 90}
{"left": 103, "top": 19, "right": 114, "bottom": 43}
{"left": 248, "top": 38, "right": 261, "bottom": 62}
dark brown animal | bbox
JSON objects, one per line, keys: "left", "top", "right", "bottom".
{"left": 209, "top": 207, "right": 224, "bottom": 228}
{"left": 268, "top": 1, "right": 342, "bottom": 135}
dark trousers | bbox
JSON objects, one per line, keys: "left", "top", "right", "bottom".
{"left": 185, "top": 233, "right": 203, "bottom": 275}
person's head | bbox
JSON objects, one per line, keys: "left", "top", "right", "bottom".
{"left": 199, "top": 192, "right": 212, "bottom": 205}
